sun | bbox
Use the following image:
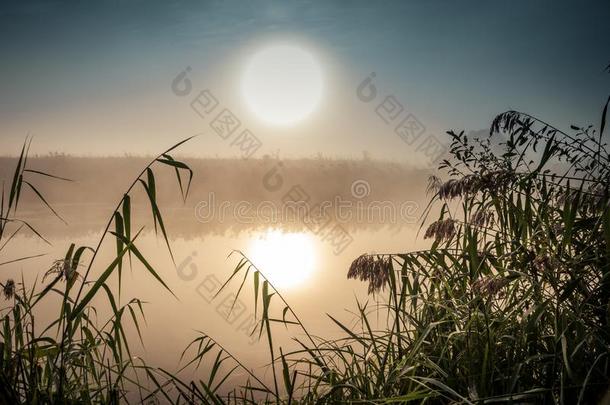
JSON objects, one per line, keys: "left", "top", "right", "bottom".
{"left": 247, "top": 229, "right": 316, "bottom": 290}
{"left": 241, "top": 44, "right": 323, "bottom": 126}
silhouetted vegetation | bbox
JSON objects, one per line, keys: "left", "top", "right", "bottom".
{"left": 2, "top": 93, "right": 610, "bottom": 403}
{"left": 0, "top": 137, "right": 194, "bottom": 403}
{"left": 176, "top": 98, "right": 610, "bottom": 404}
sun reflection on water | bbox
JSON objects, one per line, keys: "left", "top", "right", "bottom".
{"left": 247, "top": 229, "right": 316, "bottom": 290}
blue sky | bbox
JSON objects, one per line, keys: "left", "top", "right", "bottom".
{"left": 0, "top": 0, "right": 608, "bottom": 160}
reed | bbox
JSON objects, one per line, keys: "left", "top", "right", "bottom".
{"left": 2, "top": 94, "right": 610, "bottom": 403}
{"left": 173, "top": 97, "right": 610, "bottom": 404}
{"left": 0, "top": 136, "right": 194, "bottom": 403}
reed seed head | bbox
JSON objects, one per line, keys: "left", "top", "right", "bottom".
{"left": 3, "top": 279, "right": 15, "bottom": 300}
{"left": 433, "top": 170, "right": 514, "bottom": 200}
{"left": 348, "top": 254, "right": 393, "bottom": 294}
{"left": 471, "top": 276, "right": 509, "bottom": 297}
{"left": 424, "top": 218, "right": 457, "bottom": 242}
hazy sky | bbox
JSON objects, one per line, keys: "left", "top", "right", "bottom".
{"left": 0, "top": 0, "right": 608, "bottom": 162}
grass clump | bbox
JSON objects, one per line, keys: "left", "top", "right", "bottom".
{"left": 2, "top": 92, "right": 610, "bottom": 404}
{"left": 186, "top": 97, "right": 610, "bottom": 404}
{"left": 0, "top": 136, "right": 194, "bottom": 403}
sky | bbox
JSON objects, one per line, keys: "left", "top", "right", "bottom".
{"left": 0, "top": 0, "right": 609, "bottom": 163}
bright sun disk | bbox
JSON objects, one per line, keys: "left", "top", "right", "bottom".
{"left": 241, "top": 44, "right": 323, "bottom": 126}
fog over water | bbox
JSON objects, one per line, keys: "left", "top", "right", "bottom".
{"left": 0, "top": 155, "right": 433, "bottom": 386}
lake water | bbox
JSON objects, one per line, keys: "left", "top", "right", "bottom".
{"left": 0, "top": 157, "right": 433, "bottom": 390}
